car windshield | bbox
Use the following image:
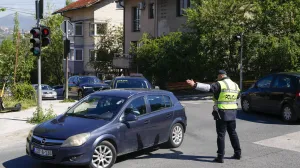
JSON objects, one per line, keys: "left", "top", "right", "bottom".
{"left": 42, "top": 85, "right": 52, "bottom": 90}
{"left": 65, "top": 95, "right": 127, "bottom": 121}
{"left": 79, "top": 77, "right": 101, "bottom": 84}
{"left": 34, "top": 85, "right": 52, "bottom": 90}
{"left": 115, "top": 79, "right": 148, "bottom": 88}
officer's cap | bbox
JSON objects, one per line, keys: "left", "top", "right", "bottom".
{"left": 218, "top": 70, "right": 227, "bottom": 75}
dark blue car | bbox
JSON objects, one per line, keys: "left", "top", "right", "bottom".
{"left": 26, "top": 89, "right": 187, "bottom": 168}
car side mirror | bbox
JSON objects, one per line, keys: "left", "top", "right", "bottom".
{"left": 123, "top": 113, "right": 138, "bottom": 122}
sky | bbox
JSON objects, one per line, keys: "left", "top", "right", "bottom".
{"left": 0, "top": 0, "right": 66, "bottom": 18}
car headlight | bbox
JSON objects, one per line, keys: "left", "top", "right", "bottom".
{"left": 83, "top": 86, "right": 93, "bottom": 90}
{"left": 27, "top": 127, "right": 34, "bottom": 141}
{"left": 61, "top": 133, "right": 90, "bottom": 147}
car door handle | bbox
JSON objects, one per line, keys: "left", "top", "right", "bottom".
{"left": 144, "top": 120, "right": 149, "bottom": 124}
{"left": 166, "top": 113, "right": 172, "bottom": 118}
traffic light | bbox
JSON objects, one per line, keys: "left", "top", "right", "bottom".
{"left": 41, "top": 26, "right": 50, "bottom": 47}
{"left": 64, "top": 39, "right": 70, "bottom": 58}
{"left": 30, "top": 27, "right": 41, "bottom": 56}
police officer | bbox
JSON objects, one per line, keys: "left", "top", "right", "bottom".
{"left": 186, "top": 70, "right": 241, "bottom": 163}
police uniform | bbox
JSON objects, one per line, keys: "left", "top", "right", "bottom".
{"left": 193, "top": 70, "right": 241, "bottom": 163}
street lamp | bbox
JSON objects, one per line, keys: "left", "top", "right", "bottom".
{"left": 234, "top": 33, "right": 244, "bottom": 91}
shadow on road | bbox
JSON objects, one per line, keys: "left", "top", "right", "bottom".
{"left": 0, "top": 118, "right": 28, "bottom": 122}
{"left": 121, "top": 149, "right": 231, "bottom": 163}
{"left": 237, "top": 109, "right": 300, "bottom": 125}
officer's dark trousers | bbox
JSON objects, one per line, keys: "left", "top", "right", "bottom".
{"left": 216, "top": 119, "right": 241, "bottom": 157}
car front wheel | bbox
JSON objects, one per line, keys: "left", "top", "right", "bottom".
{"left": 89, "top": 141, "right": 117, "bottom": 168}
{"left": 167, "top": 123, "right": 184, "bottom": 148}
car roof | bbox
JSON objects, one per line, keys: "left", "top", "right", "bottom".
{"left": 114, "top": 76, "right": 147, "bottom": 80}
{"left": 275, "top": 72, "right": 300, "bottom": 77}
{"left": 90, "top": 89, "right": 172, "bottom": 98}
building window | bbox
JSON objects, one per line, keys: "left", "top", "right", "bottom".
{"left": 75, "top": 49, "right": 83, "bottom": 61}
{"left": 131, "top": 41, "right": 138, "bottom": 48}
{"left": 69, "top": 49, "right": 74, "bottom": 60}
{"left": 75, "top": 22, "right": 83, "bottom": 36}
{"left": 90, "top": 50, "right": 96, "bottom": 61}
{"left": 133, "top": 7, "right": 141, "bottom": 32}
{"left": 90, "top": 23, "right": 108, "bottom": 36}
{"left": 177, "top": 0, "right": 190, "bottom": 16}
{"left": 116, "top": 1, "right": 124, "bottom": 9}
{"left": 149, "top": 3, "right": 154, "bottom": 19}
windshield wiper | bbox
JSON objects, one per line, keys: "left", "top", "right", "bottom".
{"left": 83, "top": 114, "right": 109, "bottom": 120}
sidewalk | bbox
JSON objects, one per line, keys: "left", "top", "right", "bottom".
{"left": 0, "top": 100, "right": 76, "bottom": 147}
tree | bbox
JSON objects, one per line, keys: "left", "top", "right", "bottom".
{"left": 0, "top": 8, "right": 5, "bottom": 12}
{"left": 0, "top": 12, "right": 35, "bottom": 85}
{"left": 66, "top": 0, "right": 73, "bottom": 6}
{"left": 38, "top": 7, "right": 64, "bottom": 85}
{"left": 87, "top": 23, "right": 123, "bottom": 77}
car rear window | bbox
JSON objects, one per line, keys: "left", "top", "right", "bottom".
{"left": 115, "top": 79, "right": 148, "bottom": 88}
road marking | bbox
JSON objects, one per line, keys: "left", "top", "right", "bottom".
{"left": 254, "top": 131, "right": 300, "bottom": 152}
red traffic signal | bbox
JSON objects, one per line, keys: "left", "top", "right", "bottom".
{"left": 30, "top": 27, "right": 41, "bottom": 56}
{"left": 41, "top": 26, "right": 50, "bottom": 47}
{"left": 30, "top": 28, "right": 40, "bottom": 38}
{"left": 41, "top": 27, "right": 50, "bottom": 37}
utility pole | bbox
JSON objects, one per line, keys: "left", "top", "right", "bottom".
{"left": 14, "top": 32, "right": 20, "bottom": 85}
{"left": 36, "top": 0, "right": 42, "bottom": 110}
{"left": 240, "top": 33, "right": 243, "bottom": 92}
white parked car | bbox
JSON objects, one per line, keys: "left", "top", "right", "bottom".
{"left": 32, "top": 84, "right": 57, "bottom": 100}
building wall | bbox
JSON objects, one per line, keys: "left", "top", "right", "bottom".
{"left": 124, "top": 0, "right": 156, "bottom": 54}
{"left": 124, "top": 0, "right": 188, "bottom": 54}
{"left": 61, "top": 1, "right": 124, "bottom": 74}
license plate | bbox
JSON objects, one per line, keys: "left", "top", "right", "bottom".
{"left": 33, "top": 147, "right": 53, "bottom": 156}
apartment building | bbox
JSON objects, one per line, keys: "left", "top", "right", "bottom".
{"left": 122, "top": 0, "right": 190, "bottom": 54}
{"left": 53, "top": 0, "right": 123, "bottom": 76}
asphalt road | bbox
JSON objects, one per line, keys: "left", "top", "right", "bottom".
{"left": 1, "top": 100, "right": 300, "bottom": 168}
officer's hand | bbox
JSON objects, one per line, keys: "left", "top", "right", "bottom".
{"left": 186, "top": 79, "right": 195, "bottom": 86}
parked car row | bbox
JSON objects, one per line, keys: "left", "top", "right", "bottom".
{"left": 56, "top": 73, "right": 159, "bottom": 100}
{"left": 241, "top": 72, "right": 300, "bottom": 123}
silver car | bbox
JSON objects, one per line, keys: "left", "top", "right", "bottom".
{"left": 32, "top": 84, "right": 57, "bottom": 100}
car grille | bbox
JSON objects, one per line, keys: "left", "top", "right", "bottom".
{"left": 32, "top": 135, "right": 64, "bottom": 146}
{"left": 93, "top": 87, "right": 102, "bottom": 91}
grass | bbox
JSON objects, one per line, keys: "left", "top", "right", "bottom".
{"left": 1, "top": 97, "right": 36, "bottom": 112}
{"left": 59, "top": 98, "right": 76, "bottom": 103}
{"left": 27, "top": 105, "right": 57, "bottom": 124}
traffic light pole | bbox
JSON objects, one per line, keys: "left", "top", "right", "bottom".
{"left": 65, "top": 21, "right": 69, "bottom": 100}
{"left": 36, "top": 0, "right": 42, "bottom": 110}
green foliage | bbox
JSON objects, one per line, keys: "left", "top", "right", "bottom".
{"left": 88, "top": 23, "right": 123, "bottom": 75}
{"left": 2, "top": 97, "right": 36, "bottom": 111}
{"left": 60, "top": 98, "right": 76, "bottom": 103}
{"left": 0, "top": 8, "right": 5, "bottom": 12}
{"left": 28, "top": 105, "right": 57, "bottom": 124}
{"left": 133, "top": 0, "right": 300, "bottom": 87}
{"left": 38, "top": 6, "right": 64, "bottom": 85}
{"left": 0, "top": 13, "right": 35, "bottom": 84}
{"left": 66, "top": 0, "right": 73, "bottom": 6}
{"left": 11, "top": 83, "right": 36, "bottom": 100}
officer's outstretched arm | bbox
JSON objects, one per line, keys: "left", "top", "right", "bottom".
{"left": 195, "top": 82, "right": 211, "bottom": 92}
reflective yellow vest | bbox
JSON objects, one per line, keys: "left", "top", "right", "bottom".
{"left": 213, "top": 78, "right": 240, "bottom": 110}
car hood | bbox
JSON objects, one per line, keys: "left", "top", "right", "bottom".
{"left": 33, "top": 115, "right": 110, "bottom": 139}
{"left": 42, "top": 90, "right": 56, "bottom": 92}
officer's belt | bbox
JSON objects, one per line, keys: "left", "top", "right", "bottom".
{"left": 221, "top": 89, "right": 239, "bottom": 93}
{"left": 215, "top": 101, "right": 237, "bottom": 105}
